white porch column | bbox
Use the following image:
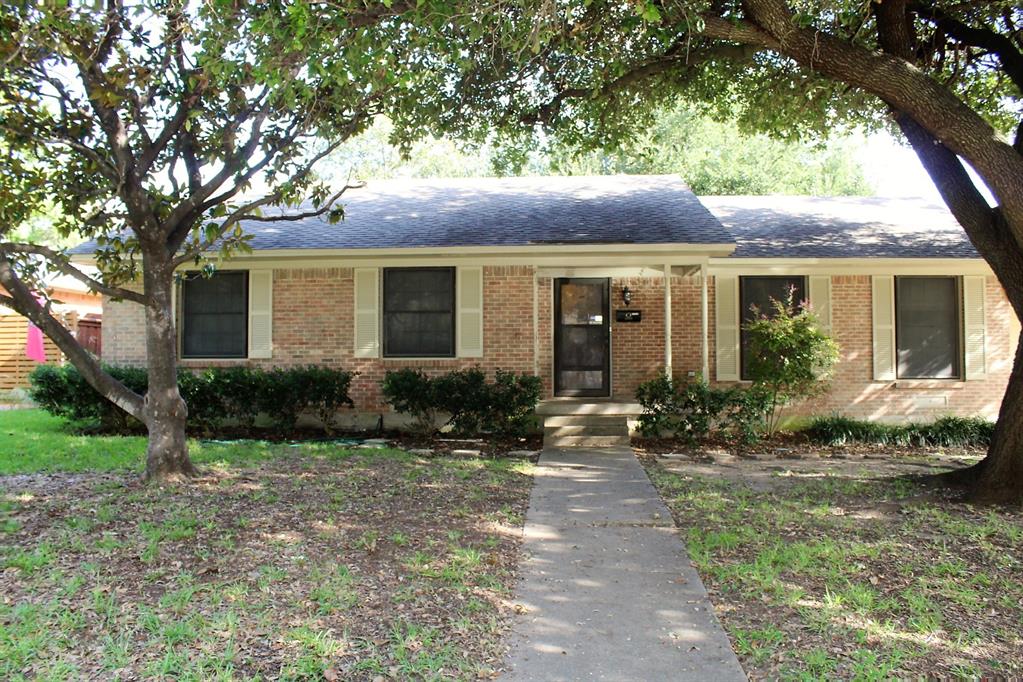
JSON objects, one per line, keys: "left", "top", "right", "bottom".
{"left": 701, "top": 263, "right": 709, "bottom": 380}
{"left": 664, "top": 263, "right": 672, "bottom": 376}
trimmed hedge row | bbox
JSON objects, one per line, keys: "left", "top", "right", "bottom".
{"left": 29, "top": 364, "right": 543, "bottom": 438}
{"left": 381, "top": 367, "right": 542, "bottom": 436}
{"left": 805, "top": 415, "right": 994, "bottom": 448}
{"left": 28, "top": 364, "right": 355, "bottom": 435}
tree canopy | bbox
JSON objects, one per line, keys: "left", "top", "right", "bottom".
{"left": 326, "top": 108, "right": 872, "bottom": 196}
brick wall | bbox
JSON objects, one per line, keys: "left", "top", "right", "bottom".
{"left": 101, "top": 292, "right": 146, "bottom": 367}
{"left": 705, "top": 274, "right": 1015, "bottom": 422}
{"left": 103, "top": 266, "right": 536, "bottom": 415}
{"left": 102, "top": 269, "right": 1017, "bottom": 422}
{"left": 791, "top": 275, "right": 1013, "bottom": 421}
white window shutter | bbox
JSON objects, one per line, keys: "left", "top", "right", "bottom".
{"left": 248, "top": 270, "right": 274, "bottom": 359}
{"left": 353, "top": 268, "right": 380, "bottom": 358}
{"left": 456, "top": 266, "right": 484, "bottom": 358}
{"left": 872, "top": 275, "right": 896, "bottom": 381}
{"left": 807, "top": 275, "right": 832, "bottom": 335}
{"left": 963, "top": 275, "right": 987, "bottom": 380}
{"left": 715, "top": 275, "right": 740, "bottom": 381}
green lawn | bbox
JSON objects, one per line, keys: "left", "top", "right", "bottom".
{"left": 644, "top": 455, "right": 1023, "bottom": 679}
{"left": 0, "top": 409, "right": 323, "bottom": 475}
{"left": 0, "top": 410, "right": 534, "bottom": 679}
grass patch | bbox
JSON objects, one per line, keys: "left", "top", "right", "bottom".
{"left": 644, "top": 456, "right": 1023, "bottom": 679}
{"left": 0, "top": 412, "right": 533, "bottom": 678}
{"left": 0, "top": 409, "right": 359, "bottom": 475}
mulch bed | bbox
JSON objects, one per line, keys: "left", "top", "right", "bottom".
{"left": 0, "top": 449, "right": 533, "bottom": 679}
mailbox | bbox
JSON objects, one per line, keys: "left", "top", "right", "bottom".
{"left": 615, "top": 309, "right": 642, "bottom": 322}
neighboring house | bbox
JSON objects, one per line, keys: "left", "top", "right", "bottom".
{"left": 72, "top": 176, "right": 1019, "bottom": 424}
{"left": 0, "top": 275, "right": 103, "bottom": 391}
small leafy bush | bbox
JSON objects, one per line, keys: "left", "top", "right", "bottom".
{"left": 635, "top": 374, "right": 771, "bottom": 444}
{"left": 743, "top": 289, "right": 839, "bottom": 436}
{"left": 635, "top": 374, "right": 732, "bottom": 441}
{"left": 806, "top": 415, "right": 994, "bottom": 448}
{"left": 379, "top": 368, "right": 437, "bottom": 434}
{"left": 381, "top": 366, "right": 541, "bottom": 437}
{"left": 29, "top": 364, "right": 356, "bottom": 435}
{"left": 29, "top": 364, "right": 147, "bottom": 432}
{"left": 260, "top": 366, "right": 354, "bottom": 434}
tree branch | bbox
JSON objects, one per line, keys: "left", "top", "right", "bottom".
{"left": 0, "top": 242, "right": 148, "bottom": 304}
{"left": 0, "top": 255, "right": 144, "bottom": 419}
{"left": 911, "top": 1, "right": 1023, "bottom": 92}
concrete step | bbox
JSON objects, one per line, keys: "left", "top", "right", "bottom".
{"left": 537, "top": 400, "right": 642, "bottom": 416}
{"left": 544, "top": 434, "right": 631, "bottom": 448}
{"left": 543, "top": 414, "right": 630, "bottom": 427}
{"left": 545, "top": 423, "right": 627, "bottom": 437}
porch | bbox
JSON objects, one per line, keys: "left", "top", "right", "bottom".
{"left": 535, "top": 264, "right": 712, "bottom": 402}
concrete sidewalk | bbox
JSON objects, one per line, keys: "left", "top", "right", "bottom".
{"left": 502, "top": 447, "right": 746, "bottom": 681}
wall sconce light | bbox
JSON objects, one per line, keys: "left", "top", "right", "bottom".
{"left": 622, "top": 286, "right": 632, "bottom": 306}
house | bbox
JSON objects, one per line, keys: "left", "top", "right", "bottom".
{"left": 1, "top": 274, "right": 103, "bottom": 392}
{"left": 74, "top": 175, "right": 1018, "bottom": 426}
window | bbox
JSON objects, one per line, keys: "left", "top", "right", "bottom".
{"left": 739, "top": 275, "right": 806, "bottom": 380}
{"left": 383, "top": 267, "right": 455, "bottom": 357}
{"left": 180, "top": 271, "right": 248, "bottom": 359}
{"left": 895, "top": 276, "right": 961, "bottom": 379}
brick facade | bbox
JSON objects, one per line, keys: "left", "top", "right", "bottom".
{"left": 102, "top": 267, "right": 1017, "bottom": 422}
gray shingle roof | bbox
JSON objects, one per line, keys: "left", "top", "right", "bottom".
{"left": 71, "top": 175, "right": 733, "bottom": 254}
{"left": 701, "top": 195, "right": 978, "bottom": 259}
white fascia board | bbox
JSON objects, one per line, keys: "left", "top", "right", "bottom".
{"left": 707, "top": 257, "right": 994, "bottom": 276}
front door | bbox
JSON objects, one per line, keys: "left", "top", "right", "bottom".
{"left": 554, "top": 278, "right": 610, "bottom": 397}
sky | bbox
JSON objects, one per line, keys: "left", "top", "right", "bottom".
{"left": 858, "top": 132, "right": 995, "bottom": 205}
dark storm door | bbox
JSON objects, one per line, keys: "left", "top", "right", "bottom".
{"left": 554, "top": 278, "right": 610, "bottom": 397}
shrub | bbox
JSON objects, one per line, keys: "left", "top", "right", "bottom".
{"left": 921, "top": 416, "right": 995, "bottom": 447}
{"left": 723, "top": 384, "right": 773, "bottom": 445}
{"left": 380, "top": 368, "right": 438, "bottom": 434}
{"left": 281, "top": 366, "right": 355, "bottom": 434}
{"left": 29, "top": 364, "right": 356, "bottom": 435}
{"left": 214, "top": 366, "right": 266, "bottom": 430}
{"left": 434, "top": 367, "right": 491, "bottom": 435}
{"left": 806, "top": 415, "right": 994, "bottom": 448}
{"left": 381, "top": 367, "right": 541, "bottom": 437}
{"left": 29, "top": 364, "right": 146, "bottom": 432}
{"left": 635, "top": 374, "right": 733, "bottom": 441}
{"left": 487, "top": 369, "right": 543, "bottom": 436}
{"left": 635, "top": 374, "right": 771, "bottom": 444}
{"left": 743, "top": 289, "right": 839, "bottom": 436}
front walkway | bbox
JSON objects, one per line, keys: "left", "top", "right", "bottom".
{"left": 502, "top": 447, "right": 746, "bottom": 681}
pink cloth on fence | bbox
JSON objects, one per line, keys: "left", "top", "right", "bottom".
{"left": 25, "top": 294, "right": 47, "bottom": 363}
{"left": 26, "top": 320, "right": 46, "bottom": 363}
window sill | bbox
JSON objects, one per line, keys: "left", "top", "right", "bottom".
{"left": 381, "top": 356, "right": 459, "bottom": 362}
{"left": 179, "top": 358, "right": 252, "bottom": 366}
{"left": 893, "top": 380, "right": 965, "bottom": 390}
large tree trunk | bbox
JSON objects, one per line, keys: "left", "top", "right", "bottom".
{"left": 141, "top": 252, "right": 196, "bottom": 483}
{"left": 969, "top": 331, "right": 1023, "bottom": 504}
{"left": 890, "top": 114, "right": 1023, "bottom": 503}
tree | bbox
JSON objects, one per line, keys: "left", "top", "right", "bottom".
{"left": 327, "top": 109, "right": 872, "bottom": 196}
{"left": 0, "top": 1, "right": 476, "bottom": 482}
{"left": 542, "top": 105, "right": 872, "bottom": 195}
{"left": 439, "top": 1, "right": 1023, "bottom": 503}
{"left": 744, "top": 290, "right": 840, "bottom": 436}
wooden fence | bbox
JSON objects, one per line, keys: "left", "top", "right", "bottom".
{"left": 0, "top": 314, "right": 67, "bottom": 391}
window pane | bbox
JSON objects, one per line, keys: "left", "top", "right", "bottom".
{"left": 383, "top": 268, "right": 455, "bottom": 357}
{"left": 896, "top": 277, "right": 960, "bottom": 379}
{"left": 739, "top": 276, "right": 806, "bottom": 380}
{"left": 182, "top": 272, "right": 247, "bottom": 358}
{"left": 560, "top": 283, "right": 604, "bottom": 325}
